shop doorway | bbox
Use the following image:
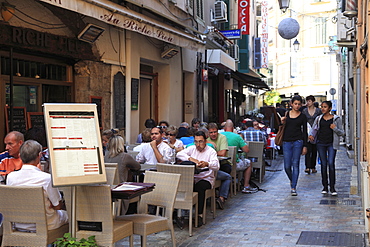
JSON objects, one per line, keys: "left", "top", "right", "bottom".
{"left": 139, "top": 77, "right": 153, "bottom": 127}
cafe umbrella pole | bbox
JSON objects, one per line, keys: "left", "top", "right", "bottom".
{"left": 9, "top": 47, "right": 14, "bottom": 131}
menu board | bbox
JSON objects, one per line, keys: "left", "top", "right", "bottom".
{"left": 27, "top": 112, "right": 45, "bottom": 129}
{"left": 43, "top": 103, "right": 106, "bottom": 186}
{"left": 5, "top": 106, "right": 27, "bottom": 133}
{"left": 131, "top": 78, "right": 139, "bottom": 110}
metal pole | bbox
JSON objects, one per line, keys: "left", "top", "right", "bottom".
{"left": 9, "top": 47, "right": 13, "bottom": 131}
{"left": 344, "top": 50, "right": 350, "bottom": 145}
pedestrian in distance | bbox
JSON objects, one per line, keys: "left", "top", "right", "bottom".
{"left": 308, "top": 101, "right": 344, "bottom": 196}
{"left": 302, "top": 95, "right": 322, "bottom": 174}
{"left": 280, "top": 95, "right": 308, "bottom": 196}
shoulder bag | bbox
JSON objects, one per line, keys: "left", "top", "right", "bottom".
{"left": 275, "top": 124, "right": 285, "bottom": 146}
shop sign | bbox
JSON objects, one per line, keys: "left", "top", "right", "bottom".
{"left": 38, "top": 0, "right": 204, "bottom": 52}
{"left": 0, "top": 24, "right": 95, "bottom": 60}
{"left": 238, "top": 0, "right": 250, "bottom": 35}
{"left": 261, "top": 0, "right": 268, "bottom": 68}
{"left": 219, "top": 29, "right": 241, "bottom": 39}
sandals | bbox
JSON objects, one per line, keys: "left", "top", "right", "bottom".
{"left": 305, "top": 168, "right": 310, "bottom": 174}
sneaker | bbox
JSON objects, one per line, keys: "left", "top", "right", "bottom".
{"left": 331, "top": 189, "right": 338, "bottom": 196}
{"left": 322, "top": 188, "right": 328, "bottom": 194}
{"left": 291, "top": 189, "right": 297, "bottom": 196}
{"left": 242, "top": 186, "right": 258, "bottom": 194}
{"left": 216, "top": 197, "right": 224, "bottom": 210}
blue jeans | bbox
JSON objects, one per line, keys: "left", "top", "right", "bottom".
{"left": 283, "top": 140, "right": 304, "bottom": 189}
{"left": 316, "top": 142, "right": 337, "bottom": 189}
{"left": 216, "top": 170, "right": 231, "bottom": 199}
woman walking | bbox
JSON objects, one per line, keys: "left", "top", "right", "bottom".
{"left": 281, "top": 95, "right": 308, "bottom": 196}
{"left": 309, "top": 101, "right": 344, "bottom": 195}
{"left": 302, "top": 95, "right": 322, "bottom": 174}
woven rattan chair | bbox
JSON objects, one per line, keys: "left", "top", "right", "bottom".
{"left": 117, "top": 171, "right": 181, "bottom": 247}
{"left": 201, "top": 180, "right": 216, "bottom": 225}
{"left": 156, "top": 163, "right": 198, "bottom": 236}
{"left": 228, "top": 146, "right": 237, "bottom": 195}
{"left": 105, "top": 166, "right": 120, "bottom": 186}
{"left": 0, "top": 186, "right": 69, "bottom": 247}
{"left": 105, "top": 162, "right": 118, "bottom": 168}
{"left": 74, "top": 185, "right": 134, "bottom": 247}
{"left": 246, "top": 141, "right": 265, "bottom": 183}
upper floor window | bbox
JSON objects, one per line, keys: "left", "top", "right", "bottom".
{"left": 315, "top": 17, "right": 327, "bottom": 45}
{"left": 195, "top": 0, "right": 204, "bottom": 20}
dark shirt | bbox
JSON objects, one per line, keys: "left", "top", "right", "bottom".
{"left": 276, "top": 107, "right": 286, "bottom": 118}
{"left": 317, "top": 117, "right": 334, "bottom": 144}
{"left": 302, "top": 107, "right": 322, "bottom": 127}
{"left": 283, "top": 111, "right": 308, "bottom": 146}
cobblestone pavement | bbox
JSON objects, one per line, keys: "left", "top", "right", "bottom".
{"left": 117, "top": 147, "right": 367, "bottom": 246}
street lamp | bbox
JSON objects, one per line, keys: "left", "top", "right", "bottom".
{"left": 293, "top": 39, "right": 300, "bottom": 52}
{"left": 278, "top": 0, "right": 290, "bottom": 13}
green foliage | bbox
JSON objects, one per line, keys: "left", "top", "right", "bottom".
{"left": 264, "top": 90, "right": 281, "bottom": 106}
{"left": 53, "top": 233, "right": 98, "bottom": 247}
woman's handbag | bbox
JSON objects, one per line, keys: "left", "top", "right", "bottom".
{"left": 275, "top": 124, "right": 285, "bottom": 146}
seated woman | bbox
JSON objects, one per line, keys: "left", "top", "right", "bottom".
{"left": 104, "top": 134, "right": 141, "bottom": 183}
{"left": 164, "top": 125, "right": 184, "bottom": 153}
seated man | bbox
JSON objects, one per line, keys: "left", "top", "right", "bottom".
{"left": 222, "top": 120, "right": 258, "bottom": 194}
{"left": 136, "top": 126, "right": 172, "bottom": 165}
{"left": 207, "top": 123, "right": 231, "bottom": 210}
{"left": 176, "top": 131, "right": 219, "bottom": 225}
{"left": 240, "top": 120, "right": 267, "bottom": 145}
{"left": 0, "top": 131, "right": 24, "bottom": 183}
{"left": 6, "top": 140, "right": 68, "bottom": 232}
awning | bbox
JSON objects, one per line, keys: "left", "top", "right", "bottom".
{"left": 39, "top": 0, "right": 205, "bottom": 52}
{"left": 231, "top": 70, "right": 270, "bottom": 90}
{"left": 207, "top": 49, "right": 236, "bottom": 71}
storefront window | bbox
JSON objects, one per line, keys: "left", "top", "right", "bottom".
{"left": 1, "top": 57, "right": 66, "bottom": 81}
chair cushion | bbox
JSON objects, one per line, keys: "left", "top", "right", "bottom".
{"left": 117, "top": 214, "right": 169, "bottom": 235}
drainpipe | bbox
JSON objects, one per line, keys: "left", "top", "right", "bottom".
{"left": 125, "top": 30, "right": 132, "bottom": 143}
{"left": 344, "top": 49, "right": 350, "bottom": 145}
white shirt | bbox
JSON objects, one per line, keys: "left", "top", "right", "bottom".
{"left": 176, "top": 145, "right": 219, "bottom": 187}
{"left": 136, "top": 141, "right": 171, "bottom": 165}
{"left": 7, "top": 165, "right": 68, "bottom": 231}
{"left": 174, "top": 139, "right": 184, "bottom": 148}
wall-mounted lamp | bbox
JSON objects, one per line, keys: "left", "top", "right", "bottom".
{"left": 343, "top": 10, "right": 358, "bottom": 20}
{"left": 278, "top": 0, "right": 290, "bottom": 13}
{"left": 1, "top": 2, "right": 15, "bottom": 22}
{"left": 77, "top": 24, "right": 105, "bottom": 43}
{"left": 161, "top": 47, "right": 179, "bottom": 59}
{"left": 293, "top": 39, "right": 300, "bottom": 52}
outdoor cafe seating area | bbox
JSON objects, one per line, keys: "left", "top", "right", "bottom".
{"left": 0, "top": 141, "right": 267, "bottom": 247}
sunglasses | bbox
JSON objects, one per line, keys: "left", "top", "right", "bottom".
{"left": 167, "top": 133, "right": 176, "bottom": 136}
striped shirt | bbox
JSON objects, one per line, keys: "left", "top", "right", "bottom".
{"left": 0, "top": 151, "right": 22, "bottom": 182}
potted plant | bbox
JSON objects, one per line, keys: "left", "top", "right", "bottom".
{"left": 53, "top": 233, "right": 98, "bottom": 247}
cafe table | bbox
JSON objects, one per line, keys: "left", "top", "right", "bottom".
{"left": 111, "top": 182, "right": 155, "bottom": 200}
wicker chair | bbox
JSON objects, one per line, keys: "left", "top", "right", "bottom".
{"left": 74, "top": 185, "right": 134, "bottom": 247}
{"left": 105, "top": 166, "right": 120, "bottom": 186}
{"left": 228, "top": 146, "right": 238, "bottom": 195}
{"left": 246, "top": 141, "right": 265, "bottom": 183}
{"left": 201, "top": 182, "right": 216, "bottom": 225}
{"left": 0, "top": 186, "right": 69, "bottom": 247}
{"left": 156, "top": 163, "right": 198, "bottom": 236}
{"left": 117, "top": 171, "right": 180, "bottom": 247}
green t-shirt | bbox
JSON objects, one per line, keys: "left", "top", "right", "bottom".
{"left": 207, "top": 134, "right": 228, "bottom": 154}
{"left": 221, "top": 131, "right": 247, "bottom": 161}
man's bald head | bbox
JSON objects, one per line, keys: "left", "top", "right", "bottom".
{"left": 4, "top": 131, "right": 24, "bottom": 158}
{"left": 224, "top": 119, "right": 234, "bottom": 131}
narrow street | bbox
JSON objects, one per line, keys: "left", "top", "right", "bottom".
{"left": 118, "top": 146, "right": 367, "bottom": 246}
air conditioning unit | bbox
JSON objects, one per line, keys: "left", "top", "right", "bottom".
{"left": 337, "top": 12, "right": 354, "bottom": 42}
{"left": 211, "top": 1, "right": 228, "bottom": 23}
{"left": 229, "top": 44, "right": 239, "bottom": 61}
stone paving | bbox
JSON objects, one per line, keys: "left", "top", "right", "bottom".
{"left": 117, "top": 146, "right": 367, "bottom": 246}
